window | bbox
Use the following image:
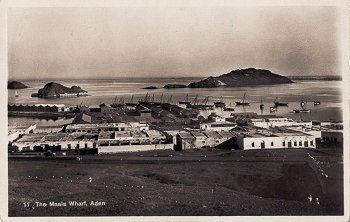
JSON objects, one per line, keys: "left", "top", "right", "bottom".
{"left": 310, "top": 140, "right": 314, "bottom": 146}
{"left": 294, "top": 141, "right": 297, "bottom": 146}
{"left": 202, "top": 141, "right": 205, "bottom": 144}
{"left": 271, "top": 142, "right": 274, "bottom": 146}
{"left": 216, "top": 140, "right": 219, "bottom": 143}
{"left": 299, "top": 141, "right": 302, "bottom": 146}
{"left": 252, "top": 142, "right": 254, "bottom": 147}
{"left": 282, "top": 141, "right": 286, "bottom": 146}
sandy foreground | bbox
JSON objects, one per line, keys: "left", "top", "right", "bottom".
{"left": 8, "top": 148, "right": 343, "bottom": 216}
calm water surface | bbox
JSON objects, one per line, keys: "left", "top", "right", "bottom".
{"left": 8, "top": 78, "right": 343, "bottom": 125}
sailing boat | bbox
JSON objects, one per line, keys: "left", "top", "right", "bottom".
{"left": 139, "top": 93, "right": 153, "bottom": 105}
{"left": 186, "top": 95, "right": 198, "bottom": 108}
{"left": 294, "top": 96, "right": 310, "bottom": 113}
{"left": 179, "top": 94, "right": 191, "bottom": 105}
{"left": 125, "top": 95, "right": 138, "bottom": 106}
{"left": 274, "top": 97, "right": 288, "bottom": 106}
{"left": 235, "top": 93, "right": 250, "bottom": 106}
{"left": 314, "top": 100, "right": 321, "bottom": 106}
{"left": 270, "top": 106, "right": 278, "bottom": 112}
{"left": 223, "top": 102, "right": 235, "bottom": 111}
{"left": 214, "top": 96, "right": 226, "bottom": 108}
{"left": 259, "top": 97, "right": 264, "bottom": 110}
{"left": 15, "top": 91, "right": 19, "bottom": 97}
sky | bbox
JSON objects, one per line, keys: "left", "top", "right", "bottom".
{"left": 8, "top": 6, "right": 340, "bottom": 79}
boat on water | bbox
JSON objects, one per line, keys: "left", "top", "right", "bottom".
{"left": 223, "top": 103, "right": 235, "bottom": 111}
{"left": 125, "top": 95, "right": 138, "bottom": 106}
{"left": 293, "top": 109, "right": 310, "bottom": 113}
{"left": 111, "top": 96, "right": 126, "bottom": 108}
{"left": 179, "top": 94, "right": 191, "bottom": 105}
{"left": 314, "top": 101, "right": 321, "bottom": 105}
{"left": 259, "top": 97, "right": 264, "bottom": 110}
{"left": 270, "top": 106, "right": 277, "bottom": 112}
{"left": 235, "top": 93, "right": 250, "bottom": 106}
{"left": 214, "top": 96, "right": 226, "bottom": 108}
{"left": 300, "top": 96, "right": 306, "bottom": 107}
{"left": 187, "top": 96, "right": 214, "bottom": 110}
{"left": 273, "top": 97, "right": 288, "bottom": 106}
{"left": 138, "top": 93, "right": 153, "bottom": 105}
{"left": 294, "top": 96, "right": 310, "bottom": 113}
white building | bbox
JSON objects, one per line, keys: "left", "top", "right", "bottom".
{"left": 12, "top": 132, "right": 98, "bottom": 151}
{"left": 8, "top": 124, "right": 37, "bottom": 143}
{"left": 65, "top": 122, "right": 149, "bottom": 133}
{"left": 235, "top": 129, "right": 316, "bottom": 150}
{"left": 251, "top": 117, "right": 312, "bottom": 129}
{"left": 97, "top": 129, "right": 170, "bottom": 153}
{"left": 200, "top": 122, "right": 237, "bottom": 131}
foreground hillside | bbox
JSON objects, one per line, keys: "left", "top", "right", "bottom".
{"left": 8, "top": 148, "right": 343, "bottom": 216}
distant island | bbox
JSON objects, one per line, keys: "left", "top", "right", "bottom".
{"left": 142, "top": 86, "right": 158, "bottom": 89}
{"left": 164, "top": 84, "right": 187, "bottom": 89}
{"left": 8, "top": 81, "right": 29, "bottom": 89}
{"left": 188, "top": 68, "right": 293, "bottom": 88}
{"left": 31, "top": 82, "right": 88, "bottom": 98}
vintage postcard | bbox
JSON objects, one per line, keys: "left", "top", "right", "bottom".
{"left": 1, "top": 0, "right": 349, "bottom": 221}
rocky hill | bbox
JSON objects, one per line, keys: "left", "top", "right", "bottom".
{"left": 36, "top": 82, "right": 87, "bottom": 98}
{"left": 8, "top": 81, "right": 29, "bottom": 89}
{"left": 188, "top": 68, "right": 293, "bottom": 88}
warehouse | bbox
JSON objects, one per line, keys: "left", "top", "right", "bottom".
{"left": 97, "top": 129, "right": 171, "bottom": 153}
{"left": 8, "top": 125, "right": 37, "bottom": 143}
{"left": 65, "top": 122, "right": 149, "bottom": 133}
{"left": 12, "top": 132, "right": 98, "bottom": 152}
{"left": 251, "top": 117, "right": 312, "bottom": 129}
{"left": 176, "top": 130, "right": 235, "bottom": 150}
{"left": 234, "top": 128, "right": 316, "bottom": 150}
{"left": 8, "top": 104, "right": 68, "bottom": 112}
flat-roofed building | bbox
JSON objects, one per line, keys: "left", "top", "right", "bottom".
{"left": 200, "top": 122, "right": 237, "bottom": 131}
{"left": 97, "top": 129, "right": 172, "bottom": 153}
{"left": 251, "top": 117, "right": 312, "bottom": 129}
{"left": 8, "top": 124, "right": 37, "bottom": 143}
{"left": 12, "top": 132, "right": 98, "bottom": 151}
{"left": 65, "top": 122, "right": 149, "bottom": 133}
{"left": 234, "top": 128, "right": 316, "bottom": 150}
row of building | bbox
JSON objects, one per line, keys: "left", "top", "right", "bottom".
{"left": 8, "top": 113, "right": 343, "bottom": 153}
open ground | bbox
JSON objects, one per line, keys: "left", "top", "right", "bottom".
{"left": 8, "top": 148, "right": 343, "bottom": 216}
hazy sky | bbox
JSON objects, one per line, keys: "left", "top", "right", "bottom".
{"left": 8, "top": 6, "right": 340, "bottom": 79}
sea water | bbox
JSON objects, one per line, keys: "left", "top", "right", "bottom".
{"left": 8, "top": 78, "right": 343, "bottom": 125}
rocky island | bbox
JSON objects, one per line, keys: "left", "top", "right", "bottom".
{"left": 31, "top": 82, "right": 88, "bottom": 98}
{"left": 142, "top": 86, "right": 158, "bottom": 89}
{"left": 188, "top": 68, "right": 293, "bottom": 88}
{"left": 8, "top": 81, "right": 29, "bottom": 89}
{"left": 163, "top": 84, "right": 187, "bottom": 89}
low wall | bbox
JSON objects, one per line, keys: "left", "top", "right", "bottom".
{"left": 98, "top": 143, "right": 174, "bottom": 154}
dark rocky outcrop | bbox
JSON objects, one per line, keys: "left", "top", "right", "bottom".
{"left": 143, "top": 86, "right": 158, "bottom": 89}
{"left": 35, "top": 82, "right": 87, "bottom": 98}
{"left": 164, "top": 84, "right": 187, "bottom": 89}
{"left": 188, "top": 68, "right": 293, "bottom": 88}
{"left": 7, "top": 81, "right": 29, "bottom": 89}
